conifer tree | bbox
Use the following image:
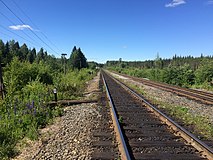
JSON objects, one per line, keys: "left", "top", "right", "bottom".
{"left": 69, "top": 46, "right": 88, "bottom": 69}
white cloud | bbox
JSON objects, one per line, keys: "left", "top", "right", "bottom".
{"left": 165, "top": 0, "right": 186, "bottom": 8}
{"left": 9, "top": 24, "right": 33, "bottom": 31}
{"left": 207, "top": 0, "right": 213, "bottom": 5}
{"left": 122, "top": 45, "right": 127, "bottom": 49}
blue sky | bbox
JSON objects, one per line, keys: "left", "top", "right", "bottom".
{"left": 0, "top": 0, "right": 213, "bottom": 63}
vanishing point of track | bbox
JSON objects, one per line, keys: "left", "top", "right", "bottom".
{"left": 101, "top": 70, "right": 213, "bottom": 160}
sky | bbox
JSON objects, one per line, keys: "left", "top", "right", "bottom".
{"left": 0, "top": 0, "right": 213, "bottom": 63}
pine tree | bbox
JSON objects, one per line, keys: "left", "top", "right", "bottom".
{"left": 69, "top": 46, "right": 88, "bottom": 69}
{"left": 78, "top": 48, "right": 87, "bottom": 68}
{"left": 72, "top": 46, "right": 77, "bottom": 53}
{"left": 27, "top": 48, "right": 36, "bottom": 63}
{"left": 19, "top": 43, "right": 29, "bottom": 60}
{"left": 36, "top": 48, "right": 45, "bottom": 62}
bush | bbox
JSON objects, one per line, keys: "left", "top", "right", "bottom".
{"left": 195, "top": 59, "right": 213, "bottom": 85}
{"left": 54, "top": 68, "right": 96, "bottom": 99}
{"left": 4, "top": 58, "right": 54, "bottom": 97}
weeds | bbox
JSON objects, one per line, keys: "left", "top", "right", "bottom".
{"left": 118, "top": 116, "right": 123, "bottom": 124}
{"left": 0, "top": 62, "right": 96, "bottom": 159}
{"left": 157, "top": 102, "right": 213, "bottom": 139}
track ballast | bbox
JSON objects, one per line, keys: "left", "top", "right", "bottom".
{"left": 101, "top": 70, "right": 212, "bottom": 160}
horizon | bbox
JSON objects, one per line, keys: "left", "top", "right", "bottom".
{"left": 1, "top": 0, "right": 213, "bottom": 63}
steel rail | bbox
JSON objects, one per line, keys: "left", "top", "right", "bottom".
{"left": 104, "top": 70, "right": 213, "bottom": 159}
{"left": 101, "top": 74, "right": 131, "bottom": 160}
{"left": 138, "top": 79, "right": 213, "bottom": 103}
{"left": 135, "top": 75, "right": 213, "bottom": 97}
{"left": 110, "top": 70, "right": 213, "bottom": 105}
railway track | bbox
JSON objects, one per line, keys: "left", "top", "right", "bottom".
{"left": 101, "top": 70, "right": 213, "bottom": 160}
{"left": 110, "top": 71, "right": 213, "bottom": 105}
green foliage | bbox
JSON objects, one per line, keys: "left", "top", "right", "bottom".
{"left": 195, "top": 59, "right": 213, "bottom": 85}
{"left": 0, "top": 75, "right": 63, "bottom": 159}
{"left": 0, "top": 39, "right": 95, "bottom": 159}
{"left": 19, "top": 44, "right": 28, "bottom": 60}
{"left": 69, "top": 46, "right": 88, "bottom": 69}
{"left": 36, "top": 48, "right": 45, "bottom": 62}
{"left": 107, "top": 58, "right": 213, "bottom": 90}
{"left": 22, "top": 79, "right": 50, "bottom": 102}
{"left": 54, "top": 68, "right": 96, "bottom": 99}
{"left": 27, "top": 48, "right": 36, "bottom": 64}
{"left": 119, "top": 116, "right": 123, "bottom": 123}
{"left": 162, "top": 64, "right": 195, "bottom": 87}
{"left": 0, "top": 39, "right": 52, "bottom": 65}
{"left": 3, "top": 58, "right": 54, "bottom": 97}
{"left": 88, "top": 61, "right": 99, "bottom": 70}
{"left": 106, "top": 55, "right": 213, "bottom": 70}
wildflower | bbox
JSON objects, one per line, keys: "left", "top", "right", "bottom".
{"left": 26, "top": 103, "right": 32, "bottom": 110}
{"left": 32, "top": 101, "right": 35, "bottom": 108}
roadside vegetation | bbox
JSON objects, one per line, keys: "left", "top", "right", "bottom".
{"left": 106, "top": 55, "right": 213, "bottom": 90}
{"left": 0, "top": 40, "right": 98, "bottom": 159}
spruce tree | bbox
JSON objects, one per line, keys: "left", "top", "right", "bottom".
{"left": 69, "top": 46, "right": 88, "bottom": 69}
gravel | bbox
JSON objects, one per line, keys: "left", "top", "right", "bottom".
{"left": 33, "top": 103, "right": 101, "bottom": 160}
{"left": 110, "top": 72, "right": 213, "bottom": 125}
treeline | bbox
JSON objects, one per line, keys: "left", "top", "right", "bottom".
{"left": 106, "top": 54, "right": 213, "bottom": 70}
{"left": 0, "top": 39, "right": 52, "bottom": 64}
{"left": 106, "top": 55, "right": 213, "bottom": 90}
{"left": 0, "top": 39, "right": 99, "bottom": 70}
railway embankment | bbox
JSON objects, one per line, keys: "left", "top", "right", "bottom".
{"left": 109, "top": 71, "right": 213, "bottom": 141}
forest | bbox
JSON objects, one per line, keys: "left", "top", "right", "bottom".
{"left": 0, "top": 39, "right": 212, "bottom": 159}
{"left": 0, "top": 39, "right": 97, "bottom": 159}
{"left": 106, "top": 55, "right": 213, "bottom": 90}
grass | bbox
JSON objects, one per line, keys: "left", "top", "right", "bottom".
{"left": 156, "top": 102, "right": 213, "bottom": 140}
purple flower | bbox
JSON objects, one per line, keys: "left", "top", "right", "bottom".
{"left": 32, "top": 101, "right": 35, "bottom": 108}
{"left": 26, "top": 103, "right": 31, "bottom": 110}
